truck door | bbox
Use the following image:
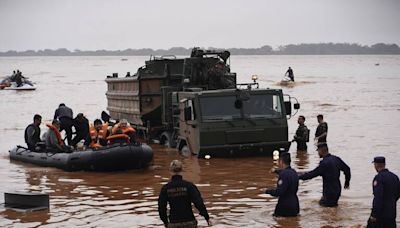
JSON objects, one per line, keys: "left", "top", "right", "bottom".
{"left": 179, "top": 98, "right": 199, "bottom": 155}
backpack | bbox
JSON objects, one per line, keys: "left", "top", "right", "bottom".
{"left": 304, "top": 126, "right": 310, "bottom": 142}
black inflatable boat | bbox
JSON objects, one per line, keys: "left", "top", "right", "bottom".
{"left": 9, "top": 143, "right": 153, "bottom": 171}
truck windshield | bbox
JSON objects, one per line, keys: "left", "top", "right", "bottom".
{"left": 199, "top": 94, "right": 283, "bottom": 121}
{"left": 242, "top": 94, "right": 283, "bottom": 118}
{"left": 200, "top": 96, "right": 241, "bottom": 120}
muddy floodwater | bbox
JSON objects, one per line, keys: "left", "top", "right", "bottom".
{"left": 0, "top": 55, "right": 399, "bottom": 227}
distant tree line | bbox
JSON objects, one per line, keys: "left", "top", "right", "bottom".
{"left": 1, "top": 43, "right": 399, "bottom": 56}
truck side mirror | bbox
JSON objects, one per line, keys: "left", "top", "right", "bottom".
{"left": 284, "top": 101, "right": 292, "bottom": 115}
{"left": 294, "top": 103, "right": 300, "bottom": 110}
{"left": 184, "top": 107, "right": 192, "bottom": 121}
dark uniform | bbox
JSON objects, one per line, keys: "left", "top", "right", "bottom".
{"left": 266, "top": 166, "right": 300, "bottom": 217}
{"left": 286, "top": 68, "right": 294, "bottom": 81}
{"left": 24, "top": 123, "right": 41, "bottom": 151}
{"left": 294, "top": 124, "right": 309, "bottom": 151}
{"left": 54, "top": 104, "right": 74, "bottom": 145}
{"left": 368, "top": 168, "right": 400, "bottom": 228}
{"left": 71, "top": 115, "right": 89, "bottom": 147}
{"left": 315, "top": 122, "right": 328, "bottom": 143}
{"left": 299, "top": 153, "right": 351, "bottom": 207}
{"left": 15, "top": 72, "right": 23, "bottom": 87}
{"left": 158, "top": 175, "right": 209, "bottom": 227}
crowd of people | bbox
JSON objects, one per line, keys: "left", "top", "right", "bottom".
{"left": 156, "top": 114, "right": 399, "bottom": 228}
{"left": 23, "top": 104, "right": 400, "bottom": 227}
{"left": 24, "top": 103, "right": 136, "bottom": 153}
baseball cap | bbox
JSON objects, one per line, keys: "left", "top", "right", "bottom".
{"left": 372, "top": 156, "right": 385, "bottom": 164}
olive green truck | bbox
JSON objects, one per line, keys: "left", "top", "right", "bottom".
{"left": 105, "top": 48, "right": 299, "bottom": 157}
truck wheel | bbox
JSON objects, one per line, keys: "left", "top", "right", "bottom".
{"left": 160, "top": 132, "right": 176, "bottom": 148}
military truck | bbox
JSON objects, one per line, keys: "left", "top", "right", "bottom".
{"left": 105, "top": 48, "right": 299, "bottom": 157}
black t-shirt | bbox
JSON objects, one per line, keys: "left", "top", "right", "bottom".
{"left": 158, "top": 175, "right": 209, "bottom": 225}
{"left": 315, "top": 122, "right": 328, "bottom": 142}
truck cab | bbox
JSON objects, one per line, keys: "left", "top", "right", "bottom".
{"left": 176, "top": 86, "right": 297, "bottom": 157}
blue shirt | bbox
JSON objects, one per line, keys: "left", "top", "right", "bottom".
{"left": 371, "top": 169, "right": 400, "bottom": 219}
{"left": 300, "top": 154, "right": 351, "bottom": 200}
{"left": 266, "top": 166, "right": 299, "bottom": 216}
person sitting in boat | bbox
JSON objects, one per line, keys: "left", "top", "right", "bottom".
{"left": 108, "top": 119, "right": 136, "bottom": 144}
{"left": 11, "top": 70, "right": 16, "bottom": 79}
{"left": 285, "top": 67, "right": 294, "bottom": 82}
{"left": 14, "top": 71, "right": 23, "bottom": 87}
{"left": 89, "top": 119, "right": 109, "bottom": 149}
{"left": 45, "top": 119, "right": 72, "bottom": 153}
{"left": 24, "top": 114, "right": 44, "bottom": 151}
{"left": 71, "top": 113, "right": 90, "bottom": 148}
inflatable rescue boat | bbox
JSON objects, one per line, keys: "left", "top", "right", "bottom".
{"left": 9, "top": 143, "right": 153, "bottom": 171}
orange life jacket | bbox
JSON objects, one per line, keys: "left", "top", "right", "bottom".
{"left": 46, "top": 123, "right": 64, "bottom": 146}
{"left": 106, "top": 134, "right": 130, "bottom": 144}
{"left": 89, "top": 123, "right": 109, "bottom": 148}
{"left": 111, "top": 123, "right": 135, "bottom": 135}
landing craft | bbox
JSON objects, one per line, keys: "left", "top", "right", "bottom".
{"left": 105, "top": 48, "right": 300, "bottom": 157}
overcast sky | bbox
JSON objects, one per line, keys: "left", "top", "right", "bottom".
{"left": 0, "top": 0, "right": 399, "bottom": 51}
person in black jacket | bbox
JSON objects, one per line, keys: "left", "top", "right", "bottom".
{"left": 24, "top": 114, "right": 43, "bottom": 151}
{"left": 367, "top": 156, "right": 400, "bottom": 228}
{"left": 266, "top": 152, "right": 300, "bottom": 217}
{"left": 285, "top": 67, "right": 294, "bottom": 82}
{"left": 299, "top": 143, "right": 351, "bottom": 207}
{"left": 158, "top": 160, "right": 211, "bottom": 228}
{"left": 71, "top": 113, "right": 89, "bottom": 147}
{"left": 54, "top": 103, "right": 74, "bottom": 145}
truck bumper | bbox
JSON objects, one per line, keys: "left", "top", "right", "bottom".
{"left": 198, "top": 141, "right": 291, "bottom": 158}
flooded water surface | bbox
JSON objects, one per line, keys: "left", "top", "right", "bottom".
{"left": 0, "top": 55, "right": 399, "bottom": 227}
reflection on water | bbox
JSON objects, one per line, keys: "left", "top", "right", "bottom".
{"left": 0, "top": 148, "right": 284, "bottom": 227}
{"left": 294, "top": 151, "right": 309, "bottom": 170}
{"left": 1, "top": 55, "right": 400, "bottom": 227}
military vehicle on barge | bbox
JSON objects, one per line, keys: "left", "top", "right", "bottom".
{"left": 105, "top": 48, "right": 299, "bottom": 157}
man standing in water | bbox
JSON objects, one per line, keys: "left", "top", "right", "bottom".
{"left": 158, "top": 160, "right": 211, "bottom": 227}
{"left": 315, "top": 114, "right": 328, "bottom": 143}
{"left": 299, "top": 143, "right": 351, "bottom": 207}
{"left": 285, "top": 67, "right": 294, "bottom": 82}
{"left": 266, "top": 152, "right": 300, "bottom": 217}
{"left": 292, "top": 115, "right": 309, "bottom": 151}
{"left": 367, "top": 156, "right": 400, "bottom": 228}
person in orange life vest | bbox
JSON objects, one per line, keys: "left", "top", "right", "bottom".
{"left": 89, "top": 119, "right": 109, "bottom": 149}
{"left": 44, "top": 119, "right": 72, "bottom": 153}
{"left": 109, "top": 119, "right": 136, "bottom": 144}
